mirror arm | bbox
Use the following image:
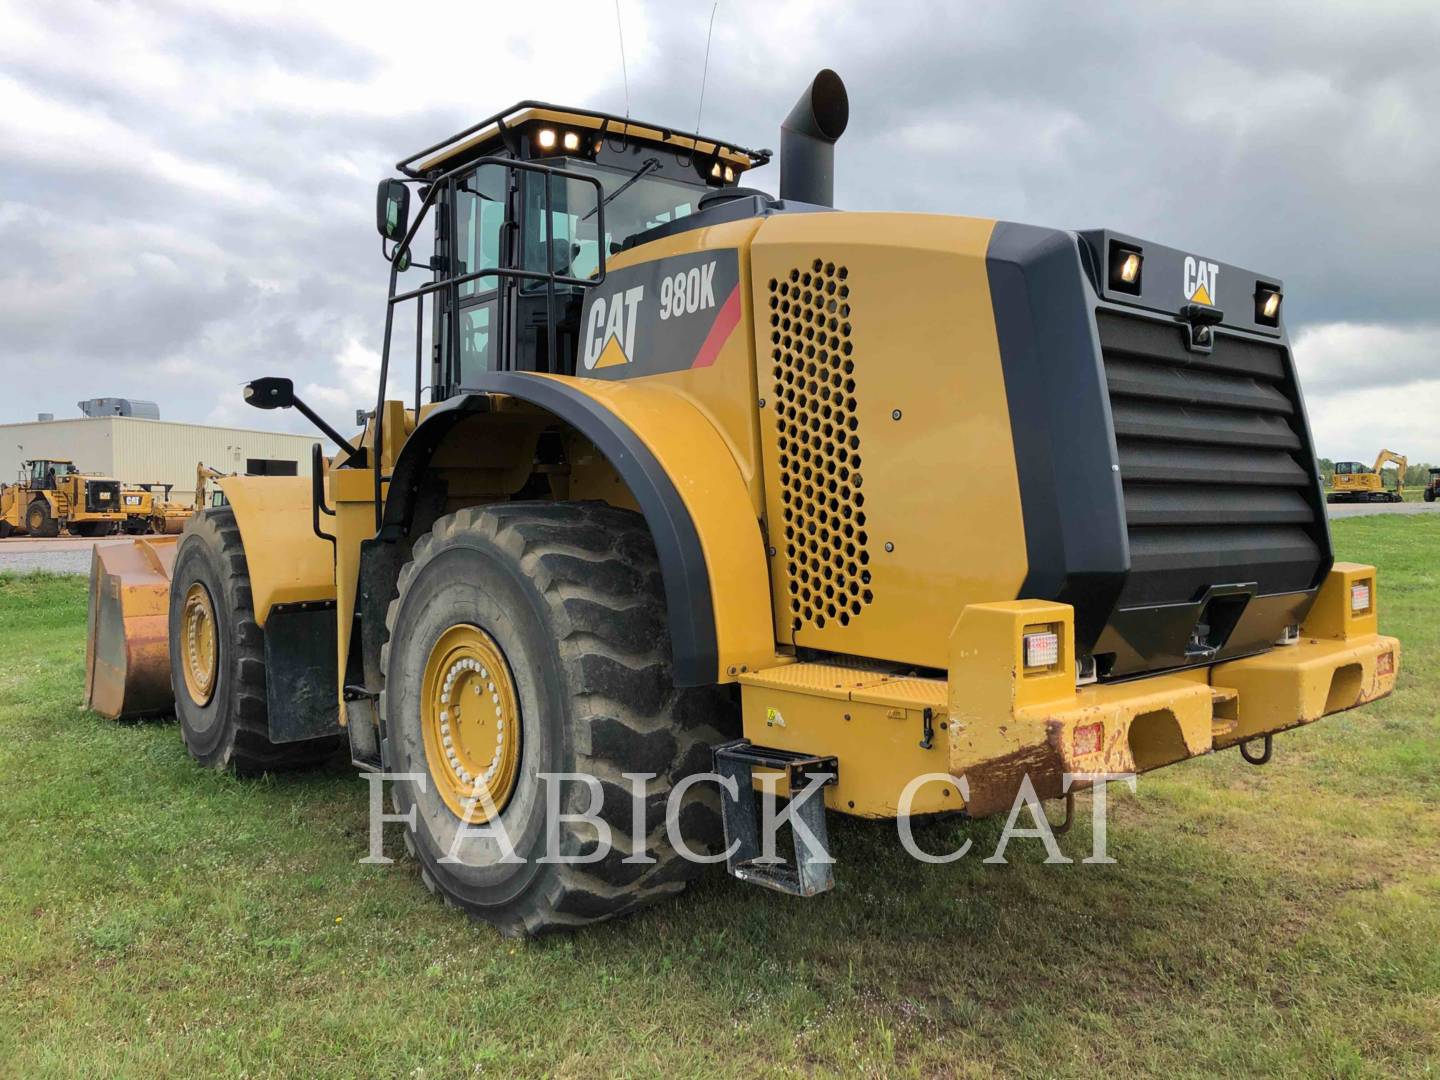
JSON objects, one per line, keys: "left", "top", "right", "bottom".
{"left": 290, "top": 398, "right": 364, "bottom": 465}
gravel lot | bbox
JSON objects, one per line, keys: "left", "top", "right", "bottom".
{"left": 0, "top": 537, "right": 130, "bottom": 576}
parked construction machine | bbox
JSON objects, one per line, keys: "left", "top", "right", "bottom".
{"left": 194, "top": 463, "right": 230, "bottom": 510}
{"left": 112, "top": 464, "right": 228, "bottom": 536}
{"left": 1, "top": 459, "right": 127, "bottom": 537}
{"left": 120, "top": 483, "right": 194, "bottom": 535}
{"left": 85, "top": 71, "right": 1399, "bottom": 935}
{"left": 1328, "top": 450, "right": 1407, "bottom": 503}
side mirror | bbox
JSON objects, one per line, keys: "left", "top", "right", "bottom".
{"left": 241, "top": 376, "right": 364, "bottom": 465}
{"left": 244, "top": 377, "right": 295, "bottom": 411}
{"left": 376, "top": 179, "right": 410, "bottom": 241}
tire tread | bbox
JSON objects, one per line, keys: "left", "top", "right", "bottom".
{"left": 383, "top": 501, "right": 736, "bottom": 935}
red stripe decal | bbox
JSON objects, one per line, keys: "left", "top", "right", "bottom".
{"left": 691, "top": 285, "right": 742, "bottom": 369}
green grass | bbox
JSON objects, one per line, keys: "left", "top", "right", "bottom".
{"left": 2, "top": 521, "right": 1438, "bottom": 1078}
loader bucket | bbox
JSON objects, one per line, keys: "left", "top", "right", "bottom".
{"left": 85, "top": 536, "right": 179, "bottom": 719}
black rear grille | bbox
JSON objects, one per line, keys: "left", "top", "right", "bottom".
{"left": 1097, "top": 309, "right": 1326, "bottom": 609}
{"left": 85, "top": 480, "right": 121, "bottom": 514}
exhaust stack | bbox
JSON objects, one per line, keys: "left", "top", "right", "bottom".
{"left": 780, "top": 69, "right": 849, "bottom": 207}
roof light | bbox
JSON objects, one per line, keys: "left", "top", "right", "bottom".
{"left": 710, "top": 162, "right": 722, "bottom": 178}
{"left": 562, "top": 131, "right": 580, "bottom": 151}
{"left": 537, "top": 128, "right": 557, "bottom": 150}
{"left": 1119, "top": 252, "right": 1141, "bottom": 284}
{"left": 1023, "top": 629, "right": 1060, "bottom": 668}
{"left": 723, "top": 165, "right": 735, "bottom": 182}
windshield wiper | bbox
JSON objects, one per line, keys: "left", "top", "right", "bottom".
{"left": 582, "top": 157, "right": 661, "bottom": 222}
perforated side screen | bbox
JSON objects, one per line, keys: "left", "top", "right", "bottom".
{"left": 767, "top": 260, "right": 873, "bottom": 631}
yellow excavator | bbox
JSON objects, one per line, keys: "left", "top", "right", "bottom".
{"left": 194, "top": 463, "right": 230, "bottom": 511}
{"left": 1328, "top": 450, "right": 1406, "bottom": 503}
{"left": 84, "top": 71, "right": 1400, "bottom": 935}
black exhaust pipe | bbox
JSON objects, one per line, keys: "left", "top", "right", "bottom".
{"left": 780, "top": 69, "right": 849, "bottom": 207}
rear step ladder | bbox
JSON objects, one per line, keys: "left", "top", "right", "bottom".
{"left": 713, "top": 740, "right": 839, "bottom": 897}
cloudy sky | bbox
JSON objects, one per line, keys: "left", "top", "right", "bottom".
{"left": 2, "top": 0, "right": 1437, "bottom": 459}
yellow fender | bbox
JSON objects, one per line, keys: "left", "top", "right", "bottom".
{"left": 218, "top": 476, "right": 335, "bottom": 624}
{"left": 382, "top": 373, "right": 778, "bottom": 684}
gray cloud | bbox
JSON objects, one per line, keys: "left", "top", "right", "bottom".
{"left": 0, "top": 0, "right": 1436, "bottom": 458}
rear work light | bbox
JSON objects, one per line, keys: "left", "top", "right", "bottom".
{"left": 1023, "top": 629, "right": 1060, "bottom": 668}
{"left": 1109, "top": 243, "right": 1143, "bottom": 294}
{"left": 1255, "top": 283, "right": 1283, "bottom": 327}
{"left": 1351, "top": 581, "right": 1372, "bottom": 614}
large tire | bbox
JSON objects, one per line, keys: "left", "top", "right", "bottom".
{"left": 1425, "top": 489, "right": 1435, "bottom": 503}
{"left": 0, "top": 520, "right": 11, "bottom": 539}
{"left": 26, "top": 500, "right": 59, "bottom": 538}
{"left": 382, "top": 502, "right": 738, "bottom": 937}
{"left": 169, "top": 508, "right": 336, "bottom": 774}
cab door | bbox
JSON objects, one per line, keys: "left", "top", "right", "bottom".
{"left": 434, "top": 164, "right": 508, "bottom": 393}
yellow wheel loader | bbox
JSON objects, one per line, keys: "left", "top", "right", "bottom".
{"left": 86, "top": 71, "right": 1400, "bottom": 935}
{"left": 1, "top": 458, "right": 127, "bottom": 537}
{"left": 1327, "top": 450, "right": 1406, "bottom": 503}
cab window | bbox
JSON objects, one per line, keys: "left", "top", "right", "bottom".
{"left": 519, "top": 163, "right": 699, "bottom": 279}
{"left": 455, "top": 166, "right": 506, "bottom": 299}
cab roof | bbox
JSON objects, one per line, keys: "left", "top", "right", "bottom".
{"left": 398, "top": 100, "right": 770, "bottom": 177}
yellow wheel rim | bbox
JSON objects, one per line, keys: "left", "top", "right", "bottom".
{"left": 422, "top": 624, "right": 522, "bottom": 822}
{"left": 180, "top": 582, "right": 219, "bottom": 706}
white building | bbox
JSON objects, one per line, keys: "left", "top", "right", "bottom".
{"left": 1, "top": 417, "right": 323, "bottom": 501}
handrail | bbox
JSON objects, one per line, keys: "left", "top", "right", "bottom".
{"left": 371, "top": 155, "right": 608, "bottom": 526}
{"left": 396, "top": 98, "right": 771, "bottom": 177}
{"left": 311, "top": 443, "right": 335, "bottom": 546}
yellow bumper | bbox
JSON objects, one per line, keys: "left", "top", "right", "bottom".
{"left": 947, "top": 562, "right": 1397, "bottom": 816}
{"left": 740, "top": 563, "right": 1398, "bottom": 819}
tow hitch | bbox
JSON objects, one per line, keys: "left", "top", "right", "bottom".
{"left": 713, "top": 741, "right": 839, "bottom": 897}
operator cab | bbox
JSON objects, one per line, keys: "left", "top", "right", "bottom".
{"left": 26, "top": 459, "right": 76, "bottom": 489}
{"left": 377, "top": 105, "right": 769, "bottom": 398}
{"left": 1333, "top": 461, "right": 1371, "bottom": 475}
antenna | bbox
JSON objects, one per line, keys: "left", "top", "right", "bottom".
{"left": 695, "top": 2, "right": 718, "bottom": 136}
{"left": 614, "top": 0, "right": 631, "bottom": 118}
